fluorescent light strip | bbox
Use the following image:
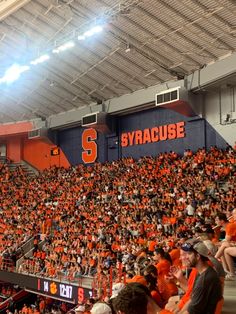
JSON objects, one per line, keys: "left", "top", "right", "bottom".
{"left": 52, "top": 41, "right": 75, "bottom": 54}
{"left": 30, "top": 54, "right": 50, "bottom": 65}
{"left": 78, "top": 25, "right": 103, "bottom": 40}
{"left": 0, "top": 64, "right": 30, "bottom": 84}
{"left": 0, "top": 25, "right": 105, "bottom": 85}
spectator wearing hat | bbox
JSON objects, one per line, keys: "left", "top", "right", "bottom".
{"left": 91, "top": 302, "right": 112, "bottom": 314}
{"left": 180, "top": 241, "right": 222, "bottom": 314}
{"left": 75, "top": 305, "right": 85, "bottom": 314}
{"left": 163, "top": 241, "right": 198, "bottom": 314}
{"left": 110, "top": 283, "right": 125, "bottom": 300}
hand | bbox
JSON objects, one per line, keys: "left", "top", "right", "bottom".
{"left": 169, "top": 266, "right": 184, "bottom": 281}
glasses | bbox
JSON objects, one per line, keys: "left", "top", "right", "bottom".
{"left": 181, "top": 242, "right": 194, "bottom": 252}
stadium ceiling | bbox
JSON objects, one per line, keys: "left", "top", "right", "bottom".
{"left": 0, "top": 0, "right": 236, "bottom": 123}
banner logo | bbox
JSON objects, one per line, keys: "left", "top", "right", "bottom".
{"left": 121, "top": 121, "right": 185, "bottom": 147}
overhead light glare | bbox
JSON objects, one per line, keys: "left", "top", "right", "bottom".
{"left": 0, "top": 64, "right": 30, "bottom": 84}
{"left": 78, "top": 25, "right": 103, "bottom": 41}
{"left": 30, "top": 54, "right": 50, "bottom": 65}
{"left": 52, "top": 41, "right": 75, "bottom": 54}
{"left": 78, "top": 35, "right": 86, "bottom": 41}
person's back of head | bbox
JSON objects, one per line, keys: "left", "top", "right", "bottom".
{"left": 216, "top": 213, "right": 227, "bottom": 223}
{"left": 143, "top": 265, "right": 158, "bottom": 291}
{"left": 113, "top": 283, "right": 148, "bottom": 314}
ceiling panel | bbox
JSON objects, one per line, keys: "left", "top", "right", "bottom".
{"left": 0, "top": 0, "right": 235, "bottom": 123}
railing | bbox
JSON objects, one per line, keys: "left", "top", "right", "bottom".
{"left": 0, "top": 290, "right": 29, "bottom": 312}
{"left": 0, "top": 257, "right": 127, "bottom": 299}
{"left": 16, "top": 235, "right": 35, "bottom": 256}
{"left": 16, "top": 237, "right": 45, "bottom": 271}
{"left": 0, "top": 258, "right": 15, "bottom": 272}
{"left": 91, "top": 263, "right": 127, "bottom": 299}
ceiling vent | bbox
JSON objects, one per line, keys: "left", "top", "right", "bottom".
{"left": 28, "top": 127, "right": 48, "bottom": 140}
{"left": 155, "top": 86, "right": 189, "bottom": 106}
{"left": 82, "top": 112, "right": 113, "bottom": 133}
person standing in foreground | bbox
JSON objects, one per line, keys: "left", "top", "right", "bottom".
{"left": 181, "top": 241, "right": 222, "bottom": 314}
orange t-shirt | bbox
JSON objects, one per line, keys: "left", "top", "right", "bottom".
{"left": 156, "top": 260, "right": 178, "bottom": 303}
{"left": 126, "top": 275, "right": 147, "bottom": 286}
{"left": 158, "top": 269, "right": 198, "bottom": 314}
{"left": 149, "top": 240, "right": 157, "bottom": 252}
{"left": 156, "top": 259, "right": 171, "bottom": 277}
{"left": 226, "top": 221, "right": 236, "bottom": 241}
{"left": 178, "top": 268, "right": 198, "bottom": 310}
{"left": 169, "top": 249, "right": 181, "bottom": 267}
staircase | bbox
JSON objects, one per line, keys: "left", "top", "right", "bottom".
{"left": 0, "top": 290, "right": 29, "bottom": 313}
{"left": 8, "top": 160, "right": 39, "bottom": 177}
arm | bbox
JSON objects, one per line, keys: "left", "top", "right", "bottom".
{"left": 169, "top": 266, "right": 188, "bottom": 292}
{"left": 177, "top": 300, "right": 191, "bottom": 314}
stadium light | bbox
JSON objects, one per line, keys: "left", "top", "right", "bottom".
{"left": 30, "top": 54, "right": 50, "bottom": 65}
{"left": 0, "top": 64, "right": 30, "bottom": 84}
{"left": 77, "top": 35, "right": 86, "bottom": 41}
{"left": 52, "top": 41, "right": 75, "bottom": 54}
{"left": 0, "top": 24, "right": 105, "bottom": 85}
{"left": 78, "top": 25, "right": 103, "bottom": 41}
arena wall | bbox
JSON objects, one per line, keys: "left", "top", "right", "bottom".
{"left": 55, "top": 107, "right": 228, "bottom": 165}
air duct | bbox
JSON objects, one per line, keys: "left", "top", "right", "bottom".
{"left": 82, "top": 112, "right": 114, "bottom": 133}
{"left": 0, "top": 0, "right": 30, "bottom": 21}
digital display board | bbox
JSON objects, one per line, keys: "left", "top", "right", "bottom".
{"left": 37, "top": 279, "right": 92, "bottom": 303}
{"left": 0, "top": 271, "right": 92, "bottom": 305}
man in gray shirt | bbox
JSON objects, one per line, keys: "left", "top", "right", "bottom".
{"left": 181, "top": 240, "right": 222, "bottom": 314}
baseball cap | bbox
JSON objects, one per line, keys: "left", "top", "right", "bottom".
{"left": 91, "top": 302, "right": 112, "bottom": 314}
{"left": 203, "top": 240, "right": 217, "bottom": 255}
{"left": 181, "top": 239, "right": 209, "bottom": 258}
{"left": 181, "top": 239, "right": 198, "bottom": 252}
{"left": 110, "top": 282, "right": 125, "bottom": 299}
{"left": 75, "top": 305, "right": 85, "bottom": 312}
{"left": 193, "top": 241, "right": 209, "bottom": 258}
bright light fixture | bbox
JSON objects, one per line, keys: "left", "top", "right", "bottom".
{"left": 77, "top": 35, "right": 86, "bottom": 41}
{"left": 78, "top": 25, "right": 103, "bottom": 41}
{"left": 52, "top": 41, "right": 75, "bottom": 54}
{"left": 30, "top": 54, "right": 50, "bottom": 65}
{"left": 0, "top": 25, "right": 104, "bottom": 85}
{"left": 0, "top": 64, "right": 30, "bottom": 84}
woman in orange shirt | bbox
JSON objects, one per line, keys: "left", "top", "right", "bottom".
{"left": 154, "top": 248, "right": 178, "bottom": 304}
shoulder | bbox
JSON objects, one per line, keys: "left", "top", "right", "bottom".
{"left": 202, "top": 266, "right": 220, "bottom": 285}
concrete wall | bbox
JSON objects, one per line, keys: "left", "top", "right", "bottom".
{"left": 203, "top": 85, "right": 236, "bottom": 146}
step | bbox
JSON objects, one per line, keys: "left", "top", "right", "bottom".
{"left": 8, "top": 161, "right": 39, "bottom": 177}
{"left": 222, "top": 280, "right": 236, "bottom": 314}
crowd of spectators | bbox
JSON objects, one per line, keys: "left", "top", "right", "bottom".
{"left": 0, "top": 147, "right": 235, "bottom": 279}
{"left": 0, "top": 146, "right": 236, "bottom": 313}
{"left": 6, "top": 296, "right": 69, "bottom": 314}
{"left": 0, "top": 284, "right": 19, "bottom": 303}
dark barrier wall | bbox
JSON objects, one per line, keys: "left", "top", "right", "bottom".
{"left": 0, "top": 271, "right": 92, "bottom": 304}
{"left": 58, "top": 126, "right": 107, "bottom": 165}
{"left": 55, "top": 107, "right": 227, "bottom": 165}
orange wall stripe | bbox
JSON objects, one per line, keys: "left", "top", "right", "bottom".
{"left": 23, "top": 139, "right": 70, "bottom": 170}
{"left": 0, "top": 122, "right": 33, "bottom": 136}
{"left": 7, "top": 137, "right": 22, "bottom": 162}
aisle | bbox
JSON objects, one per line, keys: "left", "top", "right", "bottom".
{"left": 222, "top": 280, "right": 236, "bottom": 314}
